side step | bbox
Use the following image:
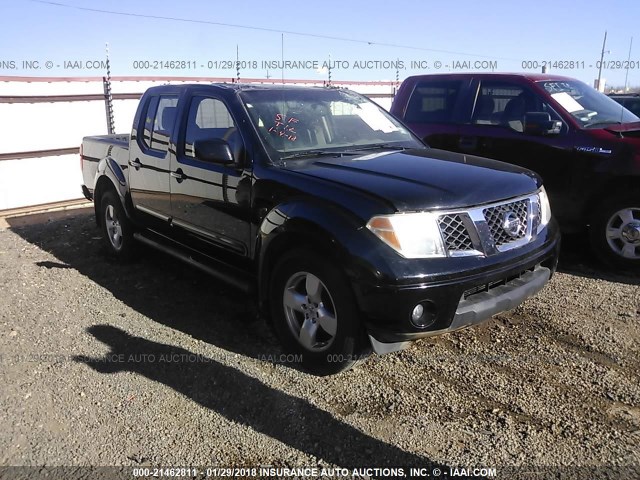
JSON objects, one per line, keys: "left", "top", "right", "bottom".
{"left": 133, "top": 232, "right": 255, "bottom": 294}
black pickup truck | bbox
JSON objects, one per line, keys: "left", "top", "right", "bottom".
{"left": 81, "top": 83, "right": 560, "bottom": 374}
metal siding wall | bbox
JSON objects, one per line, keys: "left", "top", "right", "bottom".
{"left": 0, "top": 78, "right": 394, "bottom": 210}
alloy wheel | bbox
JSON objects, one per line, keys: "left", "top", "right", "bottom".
{"left": 282, "top": 271, "right": 338, "bottom": 352}
{"left": 606, "top": 207, "right": 640, "bottom": 259}
{"left": 105, "top": 204, "right": 123, "bottom": 251}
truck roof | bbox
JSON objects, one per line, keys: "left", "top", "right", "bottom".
{"left": 143, "top": 83, "right": 336, "bottom": 95}
{"left": 403, "top": 72, "right": 579, "bottom": 83}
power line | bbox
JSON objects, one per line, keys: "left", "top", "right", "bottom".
{"left": 28, "top": 0, "right": 513, "bottom": 60}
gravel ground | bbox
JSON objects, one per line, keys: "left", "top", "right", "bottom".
{"left": 0, "top": 208, "right": 639, "bottom": 479}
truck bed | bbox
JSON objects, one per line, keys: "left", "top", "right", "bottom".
{"left": 83, "top": 134, "right": 130, "bottom": 148}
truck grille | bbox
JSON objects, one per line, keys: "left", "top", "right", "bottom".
{"left": 436, "top": 193, "right": 541, "bottom": 257}
{"left": 438, "top": 214, "right": 474, "bottom": 251}
{"left": 483, "top": 199, "right": 528, "bottom": 247}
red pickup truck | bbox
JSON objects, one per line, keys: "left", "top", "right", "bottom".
{"left": 391, "top": 73, "right": 640, "bottom": 268}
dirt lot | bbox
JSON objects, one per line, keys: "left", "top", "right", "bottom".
{"left": 0, "top": 207, "right": 639, "bottom": 479}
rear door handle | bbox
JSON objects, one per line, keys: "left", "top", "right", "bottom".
{"left": 129, "top": 158, "right": 142, "bottom": 170}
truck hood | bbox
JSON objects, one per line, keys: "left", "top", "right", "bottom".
{"left": 285, "top": 148, "right": 541, "bottom": 211}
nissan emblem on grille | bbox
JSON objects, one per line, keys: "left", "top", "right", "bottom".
{"left": 483, "top": 199, "right": 530, "bottom": 248}
{"left": 502, "top": 211, "right": 524, "bottom": 238}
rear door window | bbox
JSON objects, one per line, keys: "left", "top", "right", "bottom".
{"left": 141, "top": 96, "right": 159, "bottom": 148}
{"left": 404, "top": 80, "right": 462, "bottom": 123}
{"left": 140, "top": 95, "right": 179, "bottom": 152}
{"left": 151, "top": 96, "right": 179, "bottom": 152}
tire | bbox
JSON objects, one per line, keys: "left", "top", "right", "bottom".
{"left": 589, "top": 193, "right": 640, "bottom": 269}
{"left": 100, "top": 190, "right": 135, "bottom": 260}
{"left": 269, "top": 249, "right": 370, "bottom": 375}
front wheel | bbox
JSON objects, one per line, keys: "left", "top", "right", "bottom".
{"left": 269, "top": 249, "right": 369, "bottom": 375}
{"left": 589, "top": 194, "right": 640, "bottom": 269}
{"left": 100, "top": 190, "right": 135, "bottom": 260}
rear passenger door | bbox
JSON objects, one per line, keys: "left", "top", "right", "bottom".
{"left": 169, "top": 94, "right": 252, "bottom": 256}
{"left": 129, "top": 94, "right": 178, "bottom": 222}
{"left": 399, "top": 79, "right": 467, "bottom": 150}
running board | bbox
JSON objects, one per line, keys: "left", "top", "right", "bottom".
{"left": 133, "top": 232, "right": 255, "bottom": 293}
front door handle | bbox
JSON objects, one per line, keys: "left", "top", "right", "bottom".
{"left": 129, "top": 158, "right": 142, "bottom": 170}
{"left": 170, "top": 169, "right": 187, "bottom": 183}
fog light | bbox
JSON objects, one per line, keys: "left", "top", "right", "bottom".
{"left": 411, "top": 304, "right": 424, "bottom": 322}
{"left": 410, "top": 301, "right": 437, "bottom": 328}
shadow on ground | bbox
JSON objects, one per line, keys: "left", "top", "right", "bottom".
{"left": 8, "top": 209, "right": 281, "bottom": 361}
{"left": 5, "top": 209, "right": 466, "bottom": 475}
{"left": 9, "top": 208, "right": 631, "bottom": 476}
{"left": 557, "top": 232, "right": 640, "bottom": 286}
{"left": 75, "top": 324, "right": 446, "bottom": 471}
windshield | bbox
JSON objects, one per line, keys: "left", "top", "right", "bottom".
{"left": 539, "top": 79, "right": 640, "bottom": 128}
{"left": 240, "top": 88, "right": 423, "bottom": 161}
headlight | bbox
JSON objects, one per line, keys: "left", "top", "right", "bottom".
{"left": 367, "top": 212, "right": 446, "bottom": 258}
{"left": 538, "top": 186, "right": 552, "bottom": 233}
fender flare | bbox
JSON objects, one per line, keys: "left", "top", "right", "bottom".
{"left": 93, "top": 157, "right": 134, "bottom": 222}
{"left": 256, "top": 198, "right": 385, "bottom": 312}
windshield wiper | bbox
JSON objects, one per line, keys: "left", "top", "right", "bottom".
{"left": 584, "top": 120, "right": 623, "bottom": 128}
{"left": 280, "top": 150, "right": 356, "bottom": 160}
{"left": 280, "top": 144, "right": 411, "bottom": 160}
{"left": 345, "top": 144, "right": 411, "bottom": 152}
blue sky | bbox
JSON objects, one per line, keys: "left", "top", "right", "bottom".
{"left": 1, "top": 0, "right": 640, "bottom": 88}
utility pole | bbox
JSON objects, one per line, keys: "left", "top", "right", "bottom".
{"left": 236, "top": 45, "right": 240, "bottom": 83}
{"left": 596, "top": 31, "right": 608, "bottom": 92}
{"left": 624, "top": 37, "right": 633, "bottom": 92}
{"left": 103, "top": 42, "right": 115, "bottom": 135}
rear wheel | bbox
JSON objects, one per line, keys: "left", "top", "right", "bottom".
{"left": 589, "top": 194, "right": 640, "bottom": 269}
{"left": 100, "top": 190, "right": 134, "bottom": 260}
{"left": 269, "top": 249, "right": 369, "bottom": 375}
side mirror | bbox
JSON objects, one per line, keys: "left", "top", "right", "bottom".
{"left": 193, "top": 139, "right": 234, "bottom": 164}
{"left": 524, "top": 112, "right": 562, "bottom": 136}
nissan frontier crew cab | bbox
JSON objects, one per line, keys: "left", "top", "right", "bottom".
{"left": 391, "top": 73, "right": 640, "bottom": 268}
{"left": 81, "top": 84, "right": 560, "bottom": 375}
